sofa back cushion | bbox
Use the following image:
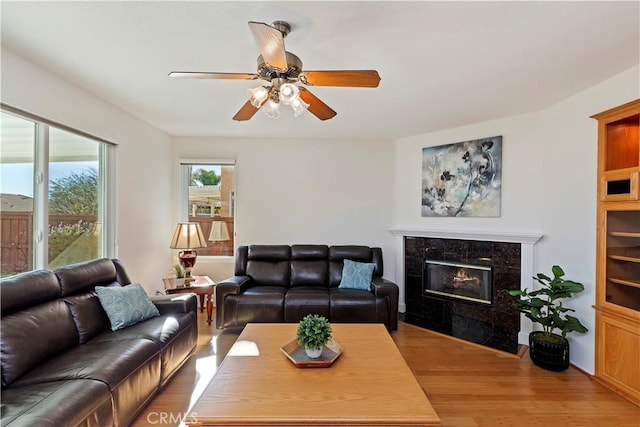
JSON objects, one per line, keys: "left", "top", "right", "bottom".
{"left": 1, "top": 270, "right": 61, "bottom": 316}
{"left": 1, "top": 300, "right": 79, "bottom": 387}
{"left": 64, "top": 292, "right": 111, "bottom": 344}
{"left": 246, "top": 245, "right": 291, "bottom": 287}
{"left": 55, "top": 258, "right": 119, "bottom": 297}
{"left": 290, "top": 245, "right": 329, "bottom": 287}
{"left": 328, "top": 246, "right": 383, "bottom": 287}
{"left": 55, "top": 259, "right": 124, "bottom": 342}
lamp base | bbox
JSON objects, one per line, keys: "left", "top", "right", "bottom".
{"left": 184, "top": 276, "right": 195, "bottom": 287}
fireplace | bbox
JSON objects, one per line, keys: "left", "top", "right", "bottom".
{"left": 402, "top": 236, "right": 523, "bottom": 354}
{"left": 424, "top": 260, "right": 492, "bottom": 305}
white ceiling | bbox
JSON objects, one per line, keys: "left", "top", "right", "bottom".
{"left": 1, "top": 1, "right": 638, "bottom": 140}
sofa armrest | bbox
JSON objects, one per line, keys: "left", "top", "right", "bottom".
{"left": 151, "top": 294, "right": 198, "bottom": 316}
{"left": 371, "top": 277, "right": 399, "bottom": 330}
{"left": 215, "top": 276, "right": 252, "bottom": 328}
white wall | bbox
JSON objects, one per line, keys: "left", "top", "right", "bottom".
{"left": 393, "top": 65, "right": 640, "bottom": 373}
{"left": 172, "top": 136, "right": 397, "bottom": 283}
{"left": 1, "top": 47, "right": 174, "bottom": 293}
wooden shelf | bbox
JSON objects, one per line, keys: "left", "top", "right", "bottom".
{"left": 608, "top": 278, "right": 640, "bottom": 289}
{"left": 609, "top": 231, "right": 640, "bottom": 238}
{"left": 608, "top": 254, "right": 640, "bottom": 263}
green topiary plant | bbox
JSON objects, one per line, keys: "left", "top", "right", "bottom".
{"left": 296, "top": 314, "right": 332, "bottom": 351}
{"left": 508, "top": 265, "right": 588, "bottom": 343}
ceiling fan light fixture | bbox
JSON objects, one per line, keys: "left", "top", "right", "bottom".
{"left": 248, "top": 86, "right": 269, "bottom": 108}
{"left": 290, "top": 97, "right": 309, "bottom": 117}
{"left": 261, "top": 99, "right": 280, "bottom": 118}
{"left": 279, "top": 83, "right": 300, "bottom": 105}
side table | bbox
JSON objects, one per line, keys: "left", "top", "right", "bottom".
{"left": 165, "top": 275, "right": 215, "bottom": 325}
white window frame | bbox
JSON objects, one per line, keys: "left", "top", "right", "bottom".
{"left": 1, "top": 105, "right": 117, "bottom": 269}
{"left": 179, "top": 158, "right": 236, "bottom": 261}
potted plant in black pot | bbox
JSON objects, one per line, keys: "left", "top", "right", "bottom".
{"left": 508, "top": 265, "right": 588, "bottom": 371}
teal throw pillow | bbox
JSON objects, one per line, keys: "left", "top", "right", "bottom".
{"left": 339, "top": 259, "right": 375, "bottom": 290}
{"left": 95, "top": 283, "right": 160, "bottom": 331}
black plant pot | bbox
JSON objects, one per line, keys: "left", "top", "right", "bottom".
{"left": 528, "top": 331, "right": 570, "bottom": 371}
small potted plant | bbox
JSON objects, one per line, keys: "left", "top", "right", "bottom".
{"left": 296, "top": 314, "right": 332, "bottom": 359}
{"left": 508, "top": 265, "right": 588, "bottom": 371}
{"left": 174, "top": 264, "right": 185, "bottom": 287}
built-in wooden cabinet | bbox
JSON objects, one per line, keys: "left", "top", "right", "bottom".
{"left": 592, "top": 99, "right": 640, "bottom": 406}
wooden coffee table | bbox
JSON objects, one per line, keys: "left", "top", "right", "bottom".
{"left": 188, "top": 323, "right": 440, "bottom": 426}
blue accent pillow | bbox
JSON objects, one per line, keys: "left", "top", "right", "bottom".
{"left": 95, "top": 283, "right": 160, "bottom": 331}
{"left": 339, "top": 259, "right": 375, "bottom": 290}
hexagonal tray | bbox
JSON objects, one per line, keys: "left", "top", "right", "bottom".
{"left": 280, "top": 338, "right": 343, "bottom": 368}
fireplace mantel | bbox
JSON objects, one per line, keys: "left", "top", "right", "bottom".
{"left": 389, "top": 227, "right": 543, "bottom": 346}
{"left": 389, "top": 227, "right": 543, "bottom": 245}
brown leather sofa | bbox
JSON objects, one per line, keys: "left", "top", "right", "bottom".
{"left": 216, "top": 245, "right": 399, "bottom": 331}
{"left": 0, "top": 258, "right": 198, "bottom": 427}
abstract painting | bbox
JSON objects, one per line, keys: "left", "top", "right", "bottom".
{"left": 422, "top": 136, "right": 502, "bottom": 217}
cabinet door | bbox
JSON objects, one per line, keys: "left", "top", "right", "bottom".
{"left": 598, "top": 205, "right": 640, "bottom": 316}
{"left": 595, "top": 311, "right": 640, "bottom": 406}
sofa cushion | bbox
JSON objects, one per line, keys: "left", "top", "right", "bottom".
{"left": 0, "top": 269, "right": 60, "bottom": 316}
{"left": 64, "top": 292, "right": 111, "bottom": 344}
{"left": 0, "top": 379, "right": 113, "bottom": 427}
{"left": 284, "top": 286, "right": 330, "bottom": 322}
{"left": 13, "top": 338, "right": 160, "bottom": 388}
{"left": 339, "top": 259, "right": 375, "bottom": 290}
{"left": 55, "top": 258, "right": 119, "bottom": 297}
{"left": 246, "top": 261, "right": 291, "bottom": 287}
{"left": 1, "top": 300, "right": 79, "bottom": 387}
{"left": 328, "top": 246, "right": 373, "bottom": 287}
{"left": 291, "top": 260, "right": 328, "bottom": 287}
{"left": 91, "top": 312, "right": 197, "bottom": 386}
{"left": 96, "top": 283, "right": 160, "bottom": 331}
{"left": 236, "top": 286, "right": 287, "bottom": 324}
{"left": 329, "top": 288, "right": 379, "bottom": 323}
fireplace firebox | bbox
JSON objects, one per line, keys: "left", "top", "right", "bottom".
{"left": 424, "top": 260, "right": 492, "bottom": 304}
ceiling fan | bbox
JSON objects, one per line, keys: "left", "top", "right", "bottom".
{"left": 169, "top": 20, "right": 381, "bottom": 121}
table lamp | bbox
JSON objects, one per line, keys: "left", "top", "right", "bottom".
{"left": 169, "top": 222, "right": 207, "bottom": 285}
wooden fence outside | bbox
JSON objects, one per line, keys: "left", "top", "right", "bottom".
{"left": 0, "top": 212, "right": 97, "bottom": 276}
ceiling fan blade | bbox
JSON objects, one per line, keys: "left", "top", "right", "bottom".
{"left": 169, "top": 72, "right": 259, "bottom": 80}
{"left": 299, "top": 70, "right": 381, "bottom": 87}
{"left": 298, "top": 87, "right": 337, "bottom": 121}
{"left": 232, "top": 100, "right": 260, "bottom": 121}
{"left": 248, "top": 21, "right": 288, "bottom": 71}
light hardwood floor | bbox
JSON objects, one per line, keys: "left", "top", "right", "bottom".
{"left": 132, "top": 312, "right": 640, "bottom": 427}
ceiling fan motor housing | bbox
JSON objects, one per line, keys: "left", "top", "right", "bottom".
{"left": 257, "top": 51, "right": 303, "bottom": 80}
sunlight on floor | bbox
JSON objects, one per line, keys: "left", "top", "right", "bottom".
{"left": 183, "top": 335, "right": 220, "bottom": 417}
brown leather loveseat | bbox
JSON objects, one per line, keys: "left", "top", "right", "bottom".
{"left": 216, "top": 245, "right": 399, "bottom": 331}
{"left": 0, "top": 258, "right": 198, "bottom": 427}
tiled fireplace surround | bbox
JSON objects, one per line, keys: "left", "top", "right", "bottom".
{"left": 390, "top": 228, "right": 543, "bottom": 354}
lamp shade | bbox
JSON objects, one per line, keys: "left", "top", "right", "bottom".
{"left": 208, "top": 221, "right": 230, "bottom": 242}
{"left": 169, "top": 223, "right": 208, "bottom": 249}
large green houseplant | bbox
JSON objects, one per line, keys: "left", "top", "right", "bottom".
{"left": 508, "top": 265, "right": 588, "bottom": 371}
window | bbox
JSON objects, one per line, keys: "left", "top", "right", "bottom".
{"left": 0, "top": 109, "right": 114, "bottom": 276}
{"left": 180, "top": 161, "right": 235, "bottom": 257}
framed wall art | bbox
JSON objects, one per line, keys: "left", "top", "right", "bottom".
{"left": 422, "top": 135, "right": 502, "bottom": 217}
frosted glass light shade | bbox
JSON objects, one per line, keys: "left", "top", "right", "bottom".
{"left": 290, "top": 97, "right": 309, "bottom": 117}
{"left": 248, "top": 86, "right": 269, "bottom": 108}
{"left": 279, "top": 83, "right": 299, "bottom": 105}
{"left": 262, "top": 99, "right": 280, "bottom": 118}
